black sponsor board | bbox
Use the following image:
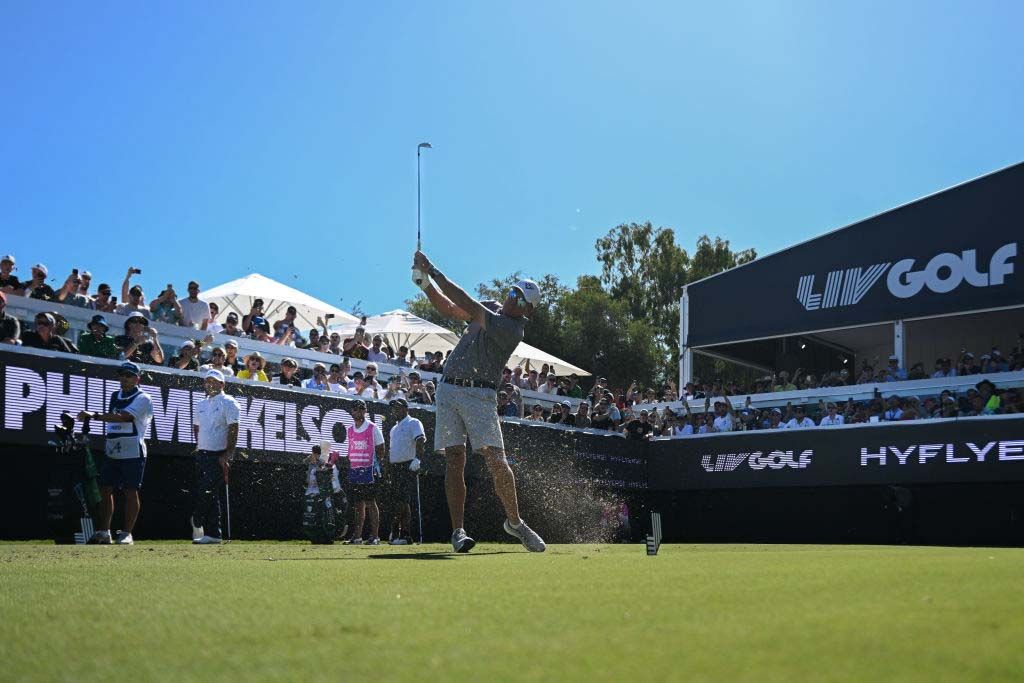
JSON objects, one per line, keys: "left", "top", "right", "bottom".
{"left": 687, "top": 162, "right": 1024, "bottom": 347}
{"left": 648, "top": 419, "right": 1024, "bottom": 490}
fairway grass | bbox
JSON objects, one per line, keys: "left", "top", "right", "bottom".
{"left": 1, "top": 542, "right": 1022, "bottom": 682}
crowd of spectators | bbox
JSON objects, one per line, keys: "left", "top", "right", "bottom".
{"left": 3, "top": 253, "right": 1023, "bottom": 438}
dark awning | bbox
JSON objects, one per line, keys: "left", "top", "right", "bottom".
{"left": 686, "top": 162, "right": 1024, "bottom": 348}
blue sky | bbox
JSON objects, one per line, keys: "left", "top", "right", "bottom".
{"left": 2, "top": 1, "right": 1022, "bottom": 317}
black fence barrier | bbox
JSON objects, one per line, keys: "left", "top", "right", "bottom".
{"left": 2, "top": 349, "right": 1023, "bottom": 544}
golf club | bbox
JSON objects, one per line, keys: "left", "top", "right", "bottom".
{"left": 416, "top": 473, "right": 423, "bottom": 545}
{"left": 415, "top": 142, "right": 432, "bottom": 287}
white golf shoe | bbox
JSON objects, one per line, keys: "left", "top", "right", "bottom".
{"left": 192, "top": 535, "right": 222, "bottom": 545}
{"left": 451, "top": 528, "right": 475, "bottom": 553}
{"left": 504, "top": 519, "right": 546, "bottom": 552}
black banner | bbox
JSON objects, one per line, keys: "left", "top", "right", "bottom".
{"left": 0, "top": 348, "right": 648, "bottom": 490}
{"left": 649, "top": 419, "right": 1024, "bottom": 490}
{"left": 687, "top": 162, "right": 1024, "bottom": 347}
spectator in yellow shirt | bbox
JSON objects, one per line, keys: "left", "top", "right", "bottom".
{"left": 237, "top": 352, "right": 269, "bottom": 381}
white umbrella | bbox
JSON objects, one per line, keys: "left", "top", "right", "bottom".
{"left": 509, "top": 341, "right": 591, "bottom": 377}
{"left": 201, "top": 273, "right": 359, "bottom": 331}
{"left": 329, "top": 309, "right": 460, "bottom": 354}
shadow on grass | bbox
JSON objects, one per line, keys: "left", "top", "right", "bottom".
{"left": 261, "top": 550, "right": 508, "bottom": 562}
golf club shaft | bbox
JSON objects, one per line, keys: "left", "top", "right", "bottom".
{"left": 416, "top": 474, "right": 423, "bottom": 544}
{"left": 225, "top": 481, "right": 231, "bottom": 541}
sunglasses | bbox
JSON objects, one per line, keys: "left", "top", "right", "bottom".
{"left": 213, "top": 351, "right": 225, "bottom": 357}
{"left": 507, "top": 289, "right": 527, "bottom": 305}
{"left": 351, "top": 406, "right": 366, "bottom": 412}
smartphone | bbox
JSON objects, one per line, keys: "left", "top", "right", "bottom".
{"left": 111, "top": 296, "right": 118, "bottom": 304}
{"left": 72, "top": 268, "right": 79, "bottom": 276}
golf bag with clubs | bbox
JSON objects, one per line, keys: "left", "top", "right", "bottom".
{"left": 46, "top": 412, "right": 102, "bottom": 544}
{"left": 302, "top": 450, "right": 349, "bottom": 544}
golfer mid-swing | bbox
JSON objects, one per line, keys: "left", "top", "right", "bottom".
{"left": 412, "top": 250, "right": 546, "bottom": 552}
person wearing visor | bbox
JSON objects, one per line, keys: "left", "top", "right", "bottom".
{"left": 77, "top": 362, "right": 154, "bottom": 545}
{"left": 412, "top": 250, "right": 546, "bottom": 553}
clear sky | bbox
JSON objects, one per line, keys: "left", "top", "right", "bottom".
{"left": 2, "top": 1, "right": 1022, "bottom": 317}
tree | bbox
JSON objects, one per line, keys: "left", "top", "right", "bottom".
{"left": 595, "top": 223, "right": 756, "bottom": 384}
{"left": 403, "top": 293, "right": 465, "bottom": 334}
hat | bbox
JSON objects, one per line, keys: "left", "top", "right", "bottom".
{"left": 81, "top": 270, "right": 92, "bottom": 278}
{"left": 281, "top": 357, "right": 297, "bottom": 367}
{"left": 992, "top": 349, "right": 1002, "bottom": 357}
{"left": 124, "top": 312, "right": 147, "bottom": 326}
{"left": 35, "top": 312, "right": 55, "bottom": 326}
{"left": 224, "top": 339, "right": 239, "bottom": 348}
{"left": 389, "top": 398, "right": 409, "bottom": 408}
{"left": 32, "top": 263, "right": 47, "bottom": 276}
{"left": 226, "top": 312, "right": 239, "bottom": 320}
{"left": 87, "top": 315, "right": 109, "bottom": 332}
{"left": 179, "top": 340, "right": 195, "bottom": 350}
{"left": 129, "top": 284, "right": 143, "bottom": 295}
{"left": 561, "top": 400, "right": 571, "bottom": 408}
{"left": 350, "top": 399, "right": 367, "bottom": 410}
{"left": 0, "top": 254, "right": 13, "bottom": 265}
{"left": 251, "top": 315, "right": 269, "bottom": 330}
{"left": 203, "top": 368, "right": 225, "bottom": 383}
{"left": 117, "top": 362, "right": 142, "bottom": 377}
{"left": 352, "top": 371, "right": 365, "bottom": 380}
{"left": 976, "top": 379, "right": 996, "bottom": 392}
{"left": 980, "top": 354, "right": 990, "bottom": 360}
{"left": 771, "top": 408, "right": 782, "bottom": 415}
{"left": 963, "top": 352, "right": 975, "bottom": 359}
{"left": 513, "top": 279, "right": 541, "bottom": 306}
{"left": 888, "top": 355, "right": 899, "bottom": 362}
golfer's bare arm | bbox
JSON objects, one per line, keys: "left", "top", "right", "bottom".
{"left": 425, "top": 271, "right": 488, "bottom": 328}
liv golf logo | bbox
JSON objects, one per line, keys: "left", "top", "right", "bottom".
{"left": 796, "top": 242, "right": 1017, "bottom": 311}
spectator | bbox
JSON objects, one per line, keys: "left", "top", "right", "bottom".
{"left": 392, "top": 345, "right": 412, "bottom": 368}
{"left": 271, "top": 306, "right": 300, "bottom": 343}
{"left": 55, "top": 271, "right": 90, "bottom": 308}
{"left": 148, "top": 286, "right": 183, "bottom": 325}
{"left": 671, "top": 411, "right": 694, "bottom": 437}
{"left": 855, "top": 364, "right": 874, "bottom": 385}
{"left": 430, "top": 351, "right": 445, "bottom": 372}
{"left": 200, "top": 346, "right": 234, "bottom": 377}
{"left": 327, "top": 363, "right": 350, "bottom": 392}
{"left": 22, "top": 264, "right": 55, "bottom": 301}
{"left": 116, "top": 313, "right": 164, "bottom": 365}
{"left": 89, "top": 283, "right": 117, "bottom": 313}
{"left": 0, "top": 291, "right": 21, "bottom": 343}
{"left": 78, "top": 271, "right": 92, "bottom": 297}
{"left": 538, "top": 373, "right": 559, "bottom": 394}
{"left": 117, "top": 284, "right": 149, "bottom": 319}
{"left": 547, "top": 403, "right": 564, "bottom": 424}
{"left": 324, "top": 331, "right": 341, "bottom": 355}
{"left": 768, "top": 408, "right": 785, "bottom": 429}
{"left": 525, "top": 404, "right": 546, "bottom": 421}
{"left": 205, "top": 302, "right": 224, "bottom": 334}
{"left": 502, "top": 381, "right": 524, "bottom": 417}
{"left": 219, "top": 312, "right": 244, "bottom": 337}
{"left": 574, "top": 402, "right": 591, "bottom": 428}
{"left": 303, "top": 363, "right": 331, "bottom": 390}
{"left": 773, "top": 371, "right": 796, "bottom": 392}
{"left": 21, "top": 312, "right": 78, "bottom": 353}
{"left": 350, "top": 371, "right": 381, "bottom": 400}
{"left": 176, "top": 281, "right": 211, "bottom": 329}
{"left": 383, "top": 376, "right": 406, "bottom": 401}
{"left": 566, "top": 374, "right": 584, "bottom": 399}
{"left": 275, "top": 357, "right": 302, "bottom": 387}
{"left": 712, "top": 397, "right": 734, "bottom": 432}
{"left": 367, "top": 335, "right": 392, "bottom": 364}
{"left": 901, "top": 397, "right": 922, "bottom": 420}
{"left": 976, "top": 379, "right": 1001, "bottom": 414}
{"left": 883, "top": 395, "right": 904, "bottom": 421}
{"left": 343, "top": 327, "right": 370, "bottom": 360}
{"left": 818, "top": 402, "right": 845, "bottom": 426}
{"left": 524, "top": 369, "right": 540, "bottom": 391}
{"left": 315, "top": 334, "right": 332, "bottom": 355}
{"left": 306, "top": 328, "right": 320, "bottom": 350}
{"left": 932, "top": 358, "right": 955, "bottom": 379}
{"left": 907, "top": 362, "right": 927, "bottom": 381}
{"left": 415, "top": 350, "right": 438, "bottom": 373}
{"left": 223, "top": 339, "right": 242, "bottom": 374}
{"left": 0, "top": 255, "right": 20, "bottom": 293}
{"left": 557, "top": 400, "right": 575, "bottom": 426}
{"left": 884, "top": 355, "right": 908, "bottom": 382}
{"left": 364, "top": 361, "right": 383, "bottom": 386}
{"left": 237, "top": 352, "right": 269, "bottom": 381}
{"left": 589, "top": 398, "right": 614, "bottom": 430}
{"left": 956, "top": 352, "right": 978, "bottom": 376}
{"left": 242, "top": 299, "right": 267, "bottom": 336}
{"left": 624, "top": 410, "right": 654, "bottom": 440}
{"left": 921, "top": 397, "right": 940, "bottom": 418}
{"left": 497, "top": 391, "right": 518, "bottom": 418}
{"left": 79, "top": 315, "right": 120, "bottom": 359}
{"left": 253, "top": 321, "right": 294, "bottom": 346}
{"left": 169, "top": 341, "right": 201, "bottom": 371}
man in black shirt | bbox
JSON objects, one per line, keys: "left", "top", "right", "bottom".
{"left": 21, "top": 312, "right": 78, "bottom": 353}
{"left": 276, "top": 357, "right": 302, "bottom": 387}
{"left": 0, "top": 255, "right": 19, "bottom": 293}
{"left": 624, "top": 410, "right": 654, "bottom": 440}
{"left": 168, "top": 340, "right": 200, "bottom": 371}
{"left": 22, "top": 264, "right": 56, "bottom": 301}
{"left": 115, "top": 313, "right": 165, "bottom": 366}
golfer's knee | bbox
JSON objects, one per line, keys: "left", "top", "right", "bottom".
{"left": 481, "top": 447, "right": 509, "bottom": 468}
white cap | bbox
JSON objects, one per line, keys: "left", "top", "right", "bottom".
{"left": 0, "top": 254, "right": 13, "bottom": 265}
{"left": 514, "top": 279, "right": 541, "bottom": 306}
{"left": 202, "top": 368, "right": 225, "bottom": 382}
{"left": 32, "top": 263, "right": 48, "bottom": 276}
{"left": 888, "top": 354, "right": 899, "bottom": 361}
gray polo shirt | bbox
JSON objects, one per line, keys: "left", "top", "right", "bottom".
{"left": 442, "top": 310, "right": 526, "bottom": 384}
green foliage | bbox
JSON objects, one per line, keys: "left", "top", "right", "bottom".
{"left": 403, "top": 293, "right": 466, "bottom": 335}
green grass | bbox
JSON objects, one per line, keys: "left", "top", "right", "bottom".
{"left": 1, "top": 542, "right": 1023, "bottom": 682}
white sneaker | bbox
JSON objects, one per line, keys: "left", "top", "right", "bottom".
{"left": 365, "top": 537, "right": 381, "bottom": 546}
{"left": 389, "top": 538, "right": 410, "bottom": 545}
{"left": 190, "top": 516, "right": 204, "bottom": 541}
{"left": 87, "top": 531, "right": 112, "bottom": 545}
{"left": 451, "top": 528, "right": 475, "bottom": 553}
{"left": 192, "top": 535, "right": 222, "bottom": 545}
{"left": 346, "top": 537, "right": 363, "bottom": 545}
{"left": 114, "top": 531, "right": 134, "bottom": 545}
{"left": 504, "top": 519, "right": 546, "bottom": 552}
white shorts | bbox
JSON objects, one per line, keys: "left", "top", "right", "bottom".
{"left": 434, "top": 382, "right": 505, "bottom": 453}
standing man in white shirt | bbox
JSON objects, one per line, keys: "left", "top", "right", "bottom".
{"left": 385, "top": 398, "right": 425, "bottom": 545}
{"left": 191, "top": 369, "right": 240, "bottom": 544}
{"left": 712, "top": 397, "right": 735, "bottom": 432}
{"left": 179, "top": 281, "right": 212, "bottom": 329}
{"left": 77, "top": 361, "right": 154, "bottom": 545}
{"left": 367, "top": 335, "right": 392, "bottom": 364}
{"left": 818, "top": 402, "right": 845, "bottom": 426}
{"left": 785, "top": 405, "right": 816, "bottom": 429}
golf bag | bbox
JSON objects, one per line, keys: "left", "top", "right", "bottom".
{"left": 46, "top": 413, "right": 102, "bottom": 544}
{"left": 302, "top": 462, "right": 348, "bottom": 544}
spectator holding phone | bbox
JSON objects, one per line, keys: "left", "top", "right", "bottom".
{"left": 343, "top": 327, "right": 370, "bottom": 360}
{"left": 169, "top": 340, "right": 201, "bottom": 371}
{"left": 303, "top": 363, "right": 331, "bottom": 390}
{"left": 22, "top": 264, "right": 55, "bottom": 301}
{"left": 116, "top": 313, "right": 164, "bottom": 365}
{"left": 242, "top": 299, "right": 267, "bottom": 336}
{"left": 56, "top": 270, "right": 90, "bottom": 308}
{"left": 179, "top": 281, "right": 211, "bottom": 329}
{"left": 367, "top": 335, "right": 392, "bottom": 364}
{"left": 90, "top": 283, "right": 117, "bottom": 313}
